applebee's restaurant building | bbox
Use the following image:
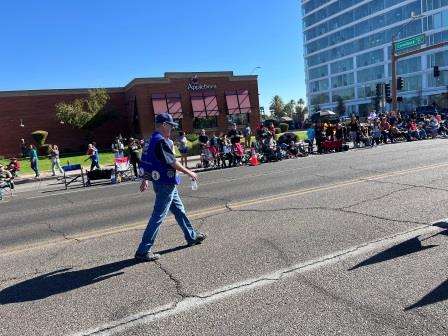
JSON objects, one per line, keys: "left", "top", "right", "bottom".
{"left": 0, "top": 72, "right": 260, "bottom": 157}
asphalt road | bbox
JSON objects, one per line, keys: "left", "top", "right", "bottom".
{"left": 1, "top": 139, "right": 448, "bottom": 335}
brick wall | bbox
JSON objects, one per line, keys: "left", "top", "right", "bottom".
{"left": 0, "top": 90, "right": 128, "bottom": 157}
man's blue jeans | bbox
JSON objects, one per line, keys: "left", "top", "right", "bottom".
{"left": 137, "top": 182, "right": 197, "bottom": 254}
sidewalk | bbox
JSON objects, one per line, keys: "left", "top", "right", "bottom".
{"left": 13, "top": 155, "right": 203, "bottom": 185}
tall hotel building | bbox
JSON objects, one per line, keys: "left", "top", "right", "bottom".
{"left": 301, "top": 0, "right": 448, "bottom": 116}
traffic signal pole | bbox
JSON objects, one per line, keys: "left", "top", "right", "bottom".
{"left": 391, "top": 50, "right": 397, "bottom": 112}
{"left": 391, "top": 41, "right": 448, "bottom": 112}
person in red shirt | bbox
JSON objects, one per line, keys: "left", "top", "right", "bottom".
{"left": 407, "top": 120, "right": 420, "bottom": 140}
{"left": 380, "top": 118, "right": 392, "bottom": 143}
{"left": 7, "top": 158, "right": 21, "bottom": 177}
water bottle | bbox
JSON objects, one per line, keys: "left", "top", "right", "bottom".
{"left": 111, "top": 171, "right": 116, "bottom": 184}
{"left": 191, "top": 178, "right": 198, "bottom": 191}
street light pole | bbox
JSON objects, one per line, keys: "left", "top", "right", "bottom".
{"left": 250, "top": 66, "right": 261, "bottom": 75}
{"left": 391, "top": 12, "right": 425, "bottom": 112}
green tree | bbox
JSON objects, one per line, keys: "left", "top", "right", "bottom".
{"left": 55, "top": 88, "right": 109, "bottom": 129}
{"left": 294, "top": 99, "right": 307, "bottom": 122}
{"left": 283, "top": 99, "right": 296, "bottom": 118}
{"left": 335, "top": 95, "right": 346, "bottom": 116}
{"left": 269, "top": 95, "right": 285, "bottom": 118}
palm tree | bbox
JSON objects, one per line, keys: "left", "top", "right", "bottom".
{"left": 269, "top": 95, "right": 285, "bottom": 118}
{"left": 295, "top": 98, "right": 306, "bottom": 122}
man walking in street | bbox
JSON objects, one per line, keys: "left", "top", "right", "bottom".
{"left": 135, "top": 113, "right": 206, "bottom": 262}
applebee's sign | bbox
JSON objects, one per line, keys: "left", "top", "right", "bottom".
{"left": 187, "top": 83, "right": 217, "bottom": 91}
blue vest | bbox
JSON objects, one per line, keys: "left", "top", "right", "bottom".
{"left": 140, "top": 132, "right": 180, "bottom": 185}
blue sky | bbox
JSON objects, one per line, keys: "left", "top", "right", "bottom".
{"left": 0, "top": 0, "right": 306, "bottom": 109}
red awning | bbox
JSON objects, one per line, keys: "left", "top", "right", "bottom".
{"left": 191, "top": 93, "right": 206, "bottom": 117}
{"left": 225, "top": 91, "right": 240, "bottom": 114}
{"left": 190, "top": 92, "right": 219, "bottom": 117}
{"left": 167, "top": 93, "right": 183, "bottom": 119}
{"left": 226, "top": 90, "right": 252, "bottom": 114}
{"left": 152, "top": 93, "right": 168, "bottom": 115}
{"left": 204, "top": 92, "right": 219, "bottom": 116}
{"left": 237, "top": 90, "right": 251, "bottom": 113}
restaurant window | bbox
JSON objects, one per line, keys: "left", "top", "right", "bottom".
{"left": 190, "top": 91, "right": 219, "bottom": 130}
{"left": 193, "top": 117, "right": 218, "bottom": 129}
{"left": 227, "top": 113, "right": 248, "bottom": 126}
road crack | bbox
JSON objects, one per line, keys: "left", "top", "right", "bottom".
{"left": 44, "top": 222, "right": 81, "bottom": 243}
{"left": 153, "top": 261, "right": 194, "bottom": 300}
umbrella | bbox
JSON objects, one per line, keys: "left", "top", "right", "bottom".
{"left": 311, "top": 110, "right": 338, "bottom": 122}
{"left": 315, "top": 110, "right": 336, "bottom": 117}
{"left": 280, "top": 116, "right": 293, "bottom": 122}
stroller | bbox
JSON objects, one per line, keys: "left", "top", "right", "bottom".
{"left": 218, "top": 142, "right": 233, "bottom": 168}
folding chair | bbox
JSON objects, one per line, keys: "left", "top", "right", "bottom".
{"left": 114, "top": 157, "right": 133, "bottom": 182}
{"left": 62, "top": 164, "right": 86, "bottom": 190}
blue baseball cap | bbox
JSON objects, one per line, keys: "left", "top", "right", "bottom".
{"left": 156, "top": 113, "right": 178, "bottom": 127}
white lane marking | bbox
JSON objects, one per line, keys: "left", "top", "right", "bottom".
{"left": 72, "top": 224, "right": 441, "bottom": 336}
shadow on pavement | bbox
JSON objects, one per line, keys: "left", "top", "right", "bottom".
{"left": 348, "top": 236, "right": 437, "bottom": 271}
{"left": 405, "top": 279, "right": 448, "bottom": 310}
{"left": 0, "top": 259, "right": 136, "bottom": 304}
{"left": 40, "top": 185, "right": 85, "bottom": 193}
{"left": 156, "top": 244, "right": 191, "bottom": 255}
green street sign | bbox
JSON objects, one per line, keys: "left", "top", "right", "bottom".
{"left": 394, "top": 34, "right": 425, "bottom": 51}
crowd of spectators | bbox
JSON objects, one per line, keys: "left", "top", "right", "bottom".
{"left": 306, "top": 110, "right": 447, "bottom": 153}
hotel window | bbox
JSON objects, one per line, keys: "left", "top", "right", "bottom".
{"left": 357, "top": 65, "right": 384, "bottom": 83}
{"left": 190, "top": 91, "right": 219, "bottom": 130}
{"left": 356, "top": 49, "right": 384, "bottom": 68}
{"left": 397, "top": 57, "right": 421, "bottom": 75}
{"left": 427, "top": 71, "right": 448, "bottom": 87}
{"left": 310, "top": 93, "right": 330, "bottom": 105}
{"left": 427, "top": 50, "right": 448, "bottom": 68}
{"left": 401, "top": 75, "right": 422, "bottom": 91}
{"left": 330, "top": 58, "right": 353, "bottom": 75}
{"left": 332, "top": 87, "right": 355, "bottom": 101}
{"left": 309, "top": 79, "right": 329, "bottom": 93}
{"left": 309, "top": 65, "right": 329, "bottom": 80}
{"left": 331, "top": 73, "right": 354, "bottom": 88}
{"left": 357, "top": 84, "right": 376, "bottom": 99}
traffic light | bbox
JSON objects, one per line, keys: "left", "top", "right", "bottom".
{"left": 385, "top": 83, "right": 391, "bottom": 99}
{"left": 434, "top": 66, "right": 440, "bottom": 77}
{"left": 397, "top": 77, "right": 404, "bottom": 90}
{"left": 386, "top": 97, "right": 392, "bottom": 103}
{"left": 376, "top": 83, "right": 382, "bottom": 96}
{"left": 397, "top": 97, "right": 403, "bottom": 102}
